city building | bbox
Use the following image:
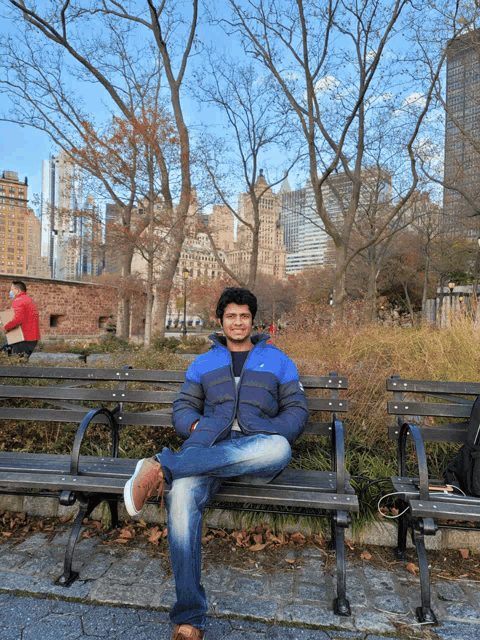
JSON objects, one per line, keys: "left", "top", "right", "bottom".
{"left": 208, "top": 204, "right": 234, "bottom": 252}
{"left": 281, "top": 179, "right": 330, "bottom": 274}
{"left": 41, "top": 151, "right": 102, "bottom": 280}
{"left": 26, "top": 212, "right": 50, "bottom": 278}
{"left": 281, "top": 169, "right": 392, "bottom": 273}
{"left": 443, "top": 29, "right": 480, "bottom": 237}
{"left": 228, "top": 171, "right": 287, "bottom": 280}
{"left": 0, "top": 170, "right": 48, "bottom": 278}
{"left": 129, "top": 191, "right": 229, "bottom": 329}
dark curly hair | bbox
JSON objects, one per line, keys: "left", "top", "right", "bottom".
{"left": 215, "top": 287, "right": 257, "bottom": 323}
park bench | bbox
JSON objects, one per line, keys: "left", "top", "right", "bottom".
{"left": 0, "top": 364, "right": 358, "bottom": 615}
{"left": 386, "top": 376, "right": 480, "bottom": 625}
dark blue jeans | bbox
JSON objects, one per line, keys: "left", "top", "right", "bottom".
{"left": 157, "top": 433, "right": 292, "bottom": 629}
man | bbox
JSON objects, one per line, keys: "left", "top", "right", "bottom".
{"left": 3, "top": 281, "right": 40, "bottom": 358}
{"left": 124, "top": 287, "right": 309, "bottom": 640}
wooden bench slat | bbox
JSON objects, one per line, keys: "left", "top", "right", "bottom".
{"left": 0, "top": 386, "right": 178, "bottom": 403}
{"left": 306, "top": 398, "right": 348, "bottom": 411}
{"left": 387, "top": 424, "right": 468, "bottom": 443}
{"left": 0, "top": 408, "right": 112, "bottom": 423}
{"left": 215, "top": 483, "right": 358, "bottom": 510}
{"left": 0, "top": 366, "right": 345, "bottom": 388}
{"left": 409, "top": 498, "right": 480, "bottom": 521}
{"left": 387, "top": 401, "right": 471, "bottom": 418}
{"left": 0, "top": 367, "right": 186, "bottom": 383}
{"left": 387, "top": 379, "right": 480, "bottom": 395}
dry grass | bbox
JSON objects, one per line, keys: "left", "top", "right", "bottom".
{"left": 277, "top": 318, "right": 480, "bottom": 446}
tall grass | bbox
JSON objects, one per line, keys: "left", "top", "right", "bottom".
{"left": 277, "top": 318, "right": 480, "bottom": 445}
{"left": 275, "top": 319, "right": 480, "bottom": 529}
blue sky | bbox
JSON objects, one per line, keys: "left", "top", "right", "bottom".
{"left": 0, "top": 121, "right": 52, "bottom": 210}
{"left": 0, "top": 0, "right": 449, "bottom": 215}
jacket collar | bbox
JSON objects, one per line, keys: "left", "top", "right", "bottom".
{"left": 208, "top": 332, "right": 270, "bottom": 349}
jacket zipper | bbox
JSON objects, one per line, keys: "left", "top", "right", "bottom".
{"left": 209, "top": 342, "right": 255, "bottom": 446}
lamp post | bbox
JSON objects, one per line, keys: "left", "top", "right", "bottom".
{"left": 474, "top": 237, "right": 480, "bottom": 303}
{"left": 448, "top": 281, "right": 455, "bottom": 324}
{"left": 182, "top": 268, "right": 190, "bottom": 337}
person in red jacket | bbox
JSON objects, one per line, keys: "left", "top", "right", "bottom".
{"left": 3, "top": 281, "right": 40, "bottom": 357}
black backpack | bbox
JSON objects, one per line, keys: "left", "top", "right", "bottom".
{"left": 445, "top": 395, "right": 480, "bottom": 496}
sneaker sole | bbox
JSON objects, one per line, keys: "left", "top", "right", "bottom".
{"left": 123, "top": 458, "right": 147, "bottom": 517}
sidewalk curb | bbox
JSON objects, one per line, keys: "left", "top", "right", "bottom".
{"left": 2, "top": 494, "right": 480, "bottom": 551}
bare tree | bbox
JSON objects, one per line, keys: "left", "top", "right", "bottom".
{"left": 1, "top": 0, "right": 197, "bottom": 338}
{"left": 194, "top": 56, "right": 298, "bottom": 289}
{"left": 221, "top": 0, "right": 448, "bottom": 315}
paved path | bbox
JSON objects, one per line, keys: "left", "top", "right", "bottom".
{"left": 0, "top": 529, "right": 479, "bottom": 639}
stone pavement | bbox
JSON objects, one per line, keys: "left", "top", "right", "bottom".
{"left": 0, "top": 529, "right": 479, "bottom": 640}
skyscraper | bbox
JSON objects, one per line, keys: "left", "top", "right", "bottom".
{"left": 41, "top": 151, "right": 102, "bottom": 279}
{"left": 280, "top": 169, "right": 391, "bottom": 273}
{"left": 443, "top": 29, "right": 480, "bottom": 236}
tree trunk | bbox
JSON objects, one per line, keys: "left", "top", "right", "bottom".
{"left": 421, "top": 252, "right": 430, "bottom": 323}
{"left": 144, "top": 257, "right": 154, "bottom": 347}
{"left": 367, "top": 247, "right": 378, "bottom": 324}
{"left": 403, "top": 282, "right": 415, "bottom": 326}
{"left": 332, "top": 244, "right": 347, "bottom": 322}
{"left": 115, "top": 249, "right": 135, "bottom": 340}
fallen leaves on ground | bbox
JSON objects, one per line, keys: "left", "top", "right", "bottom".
{"left": 1, "top": 510, "right": 480, "bottom": 585}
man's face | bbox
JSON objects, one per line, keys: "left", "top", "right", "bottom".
{"left": 219, "top": 303, "right": 253, "bottom": 345}
{"left": 10, "top": 285, "right": 18, "bottom": 298}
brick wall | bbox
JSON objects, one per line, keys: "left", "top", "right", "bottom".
{"left": 0, "top": 275, "right": 145, "bottom": 339}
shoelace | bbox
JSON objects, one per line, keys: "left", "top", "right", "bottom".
{"left": 141, "top": 464, "right": 165, "bottom": 510}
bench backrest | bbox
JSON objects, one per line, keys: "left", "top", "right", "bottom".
{"left": 386, "top": 376, "right": 480, "bottom": 444}
{"left": 0, "top": 366, "right": 348, "bottom": 437}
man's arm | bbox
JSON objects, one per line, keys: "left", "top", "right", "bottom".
{"left": 172, "top": 369, "right": 205, "bottom": 440}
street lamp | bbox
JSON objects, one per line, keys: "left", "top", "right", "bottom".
{"left": 474, "top": 237, "right": 480, "bottom": 302}
{"left": 448, "top": 281, "right": 455, "bottom": 321}
{"left": 182, "top": 268, "right": 190, "bottom": 337}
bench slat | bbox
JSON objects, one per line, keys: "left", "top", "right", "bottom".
{"left": 0, "top": 367, "right": 186, "bottom": 383}
{"left": 0, "top": 408, "right": 112, "bottom": 424}
{"left": 0, "top": 386, "right": 178, "bottom": 403}
{"left": 409, "top": 498, "right": 480, "bottom": 521}
{"left": 387, "top": 424, "right": 468, "bottom": 443}
{"left": 215, "top": 483, "right": 358, "bottom": 510}
{"left": 387, "top": 401, "right": 471, "bottom": 419}
{"left": 0, "top": 387, "right": 346, "bottom": 413}
{"left": 386, "top": 379, "right": 480, "bottom": 395}
{"left": 0, "top": 407, "right": 339, "bottom": 437}
{"left": 0, "top": 366, "right": 345, "bottom": 389}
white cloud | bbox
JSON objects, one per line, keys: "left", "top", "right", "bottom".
{"left": 314, "top": 75, "right": 340, "bottom": 94}
{"left": 402, "top": 92, "right": 427, "bottom": 109}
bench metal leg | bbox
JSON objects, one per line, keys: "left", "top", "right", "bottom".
{"left": 412, "top": 528, "right": 438, "bottom": 625}
{"left": 107, "top": 497, "right": 119, "bottom": 530}
{"left": 332, "top": 512, "right": 351, "bottom": 617}
{"left": 394, "top": 506, "right": 408, "bottom": 561}
{"left": 55, "top": 493, "right": 104, "bottom": 587}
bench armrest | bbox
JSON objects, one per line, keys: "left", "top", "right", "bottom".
{"left": 70, "top": 408, "right": 118, "bottom": 476}
{"left": 398, "top": 420, "right": 430, "bottom": 501}
{"left": 332, "top": 414, "right": 347, "bottom": 494}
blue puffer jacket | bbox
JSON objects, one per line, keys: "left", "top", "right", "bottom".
{"left": 172, "top": 333, "right": 309, "bottom": 448}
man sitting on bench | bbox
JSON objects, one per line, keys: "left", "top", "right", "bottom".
{"left": 123, "top": 287, "right": 309, "bottom": 640}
